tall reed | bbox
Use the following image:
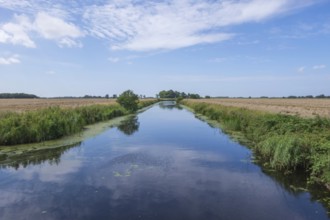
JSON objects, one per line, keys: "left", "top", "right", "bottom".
{"left": 0, "top": 105, "right": 126, "bottom": 145}
{"left": 182, "top": 100, "right": 330, "bottom": 186}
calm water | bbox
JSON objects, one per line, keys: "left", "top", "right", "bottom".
{"left": 0, "top": 102, "right": 329, "bottom": 220}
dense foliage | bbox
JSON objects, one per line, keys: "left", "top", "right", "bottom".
{"left": 182, "top": 100, "right": 330, "bottom": 187}
{"left": 0, "top": 93, "right": 39, "bottom": 99}
{"left": 116, "top": 90, "right": 139, "bottom": 112}
{"left": 158, "top": 90, "right": 201, "bottom": 99}
{"left": 0, "top": 98, "right": 158, "bottom": 146}
{"left": 0, "top": 105, "right": 126, "bottom": 145}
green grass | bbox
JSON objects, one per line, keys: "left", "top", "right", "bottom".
{"left": 181, "top": 100, "right": 330, "bottom": 187}
{"left": 0, "top": 105, "right": 126, "bottom": 145}
{"left": 138, "top": 99, "right": 159, "bottom": 109}
{"left": 0, "top": 99, "right": 159, "bottom": 146}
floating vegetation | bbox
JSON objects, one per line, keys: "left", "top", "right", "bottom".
{"left": 113, "top": 164, "right": 141, "bottom": 177}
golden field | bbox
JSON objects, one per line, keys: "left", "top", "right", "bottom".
{"left": 0, "top": 99, "right": 118, "bottom": 112}
{"left": 187, "top": 98, "right": 330, "bottom": 118}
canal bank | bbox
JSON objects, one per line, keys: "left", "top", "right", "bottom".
{"left": 0, "top": 101, "right": 328, "bottom": 219}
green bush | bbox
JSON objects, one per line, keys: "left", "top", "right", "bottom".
{"left": 117, "top": 90, "right": 139, "bottom": 113}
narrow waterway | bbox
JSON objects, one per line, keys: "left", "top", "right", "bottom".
{"left": 0, "top": 101, "right": 328, "bottom": 220}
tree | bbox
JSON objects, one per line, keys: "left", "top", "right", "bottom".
{"left": 117, "top": 90, "right": 139, "bottom": 112}
{"left": 105, "top": 94, "right": 109, "bottom": 99}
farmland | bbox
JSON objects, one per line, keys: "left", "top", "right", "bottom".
{"left": 186, "top": 98, "right": 330, "bottom": 118}
{"left": 0, "top": 98, "right": 158, "bottom": 145}
{"left": 0, "top": 98, "right": 117, "bottom": 113}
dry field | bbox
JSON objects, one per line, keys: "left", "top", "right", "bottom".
{"left": 0, "top": 99, "right": 117, "bottom": 112}
{"left": 187, "top": 98, "right": 330, "bottom": 118}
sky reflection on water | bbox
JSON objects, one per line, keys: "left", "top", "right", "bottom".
{"left": 0, "top": 102, "right": 328, "bottom": 220}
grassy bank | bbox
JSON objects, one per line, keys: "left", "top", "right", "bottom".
{"left": 0, "top": 100, "right": 158, "bottom": 146}
{"left": 181, "top": 100, "right": 330, "bottom": 188}
{"left": 138, "top": 99, "right": 160, "bottom": 109}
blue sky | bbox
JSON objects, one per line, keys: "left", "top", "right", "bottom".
{"left": 0, "top": 0, "right": 329, "bottom": 97}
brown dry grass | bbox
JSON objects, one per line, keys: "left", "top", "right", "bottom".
{"left": 0, "top": 99, "right": 118, "bottom": 113}
{"left": 187, "top": 98, "right": 330, "bottom": 118}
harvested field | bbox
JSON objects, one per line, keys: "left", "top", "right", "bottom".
{"left": 0, "top": 99, "right": 118, "bottom": 113}
{"left": 187, "top": 98, "right": 330, "bottom": 118}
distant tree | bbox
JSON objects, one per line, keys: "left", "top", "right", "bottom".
{"left": 188, "top": 93, "right": 201, "bottom": 99}
{"left": 158, "top": 90, "right": 201, "bottom": 99}
{"left": 117, "top": 90, "right": 139, "bottom": 112}
{"left": 315, "top": 94, "right": 326, "bottom": 98}
{"left": 0, "top": 93, "right": 39, "bottom": 99}
{"left": 113, "top": 94, "right": 117, "bottom": 99}
{"left": 105, "top": 94, "right": 109, "bottom": 99}
{"left": 205, "top": 95, "right": 211, "bottom": 99}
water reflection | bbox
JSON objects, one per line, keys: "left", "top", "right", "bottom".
{"left": 261, "top": 167, "right": 330, "bottom": 212}
{"left": 0, "top": 142, "right": 81, "bottom": 170}
{"left": 0, "top": 103, "right": 329, "bottom": 220}
{"left": 159, "top": 101, "right": 182, "bottom": 110}
{"left": 117, "top": 116, "right": 140, "bottom": 136}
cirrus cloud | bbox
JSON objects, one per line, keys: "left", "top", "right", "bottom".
{"left": 313, "top": 64, "right": 326, "bottom": 70}
{"left": 82, "top": 0, "right": 318, "bottom": 51}
{"left": 0, "top": 0, "right": 322, "bottom": 51}
{"left": 0, "top": 54, "right": 20, "bottom": 65}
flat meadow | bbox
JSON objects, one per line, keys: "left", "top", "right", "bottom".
{"left": 0, "top": 98, "right": 117, "bottom": 113}
{"left": 187, "top": 98, "right": 330, "bottom": 118}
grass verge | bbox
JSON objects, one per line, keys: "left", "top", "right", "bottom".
{"left": 181, "top": 100, "right": 330, "bottom": 189}
{"left": 0, "top": 100, "right": 158, "bottom": 146}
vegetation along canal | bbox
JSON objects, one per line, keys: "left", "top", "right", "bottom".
{"left": 0, "top": 101, "right": 329, "bottom": 220}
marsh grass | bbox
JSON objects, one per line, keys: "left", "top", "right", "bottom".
{"left": 0, "top": 105, "right": 126, "bottom": 145}
{"left": 182, "top": 100, "right": 330, "bottom": 186}
{"left": 0, "top": 99, "right": 159, "bottom": 146}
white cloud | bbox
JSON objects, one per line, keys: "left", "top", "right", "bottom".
{"left": 0, "top": 0, "right": 320, "bottom": 51}
{"left": 58, "top": 38, "right": 82, "bottom": 48}
{"left": 209, "top": 57, "right": 228, "bottom": 63}
{"left": 297, "top": 66, "right": 306, "bottom": 73}
{"left": 46, "top": 70, "right": 55, "bottom": 75}
{"left": 108, "top": 57, "right": 120, "bottom": 63}
{"left": 0, "top": 54, "right": 20, "bottom": 65}
{"left": 34, "top": 12, "right": 84, "bottom": 47}
{"left": 0, "top": 12, "right": 83, "bottom": 48}
{"left": 83, "top": 0, "right": 317, "bottom": 51}
{"left": 313, "top": 64, "right": 326, "bottom": 70}
{"left": 0, "top": 14, "right": 35, "bottom": 48}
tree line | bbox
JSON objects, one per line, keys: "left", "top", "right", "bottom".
{"left": 0, "top": 93, "right": 39, "bottom": 99}
{"left": 157, "top": 90, "right": 201, "bottom": 99}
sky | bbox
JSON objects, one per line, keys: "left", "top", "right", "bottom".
{"left": 0, "top": 0, "right": 330, "bottom": 98}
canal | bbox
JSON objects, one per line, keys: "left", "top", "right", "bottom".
{"left": 0, "top": 101, "right": 328, "bottom": 219}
